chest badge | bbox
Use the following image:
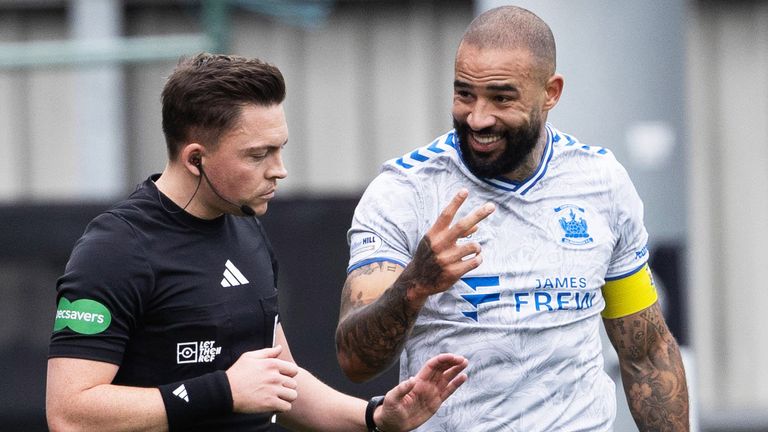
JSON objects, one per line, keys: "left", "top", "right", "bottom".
{"left": 555, "top": 205, "right": 593, "bottom": 245}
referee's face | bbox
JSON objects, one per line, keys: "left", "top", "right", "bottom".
{"left": 452, "top": 44, "right": 550, "bottom": 180}
{"left": 202, "top": 103, "right": 289, "bottom": 217}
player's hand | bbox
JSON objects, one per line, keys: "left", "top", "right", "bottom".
{"left": 375, "top": 353, "right": 469, "bottom": 431}
{"left": 401, "top": 189, "right": 495, "bottom": 302}
{"left": 226, "top": 345, "right": 299, "bottom": 414}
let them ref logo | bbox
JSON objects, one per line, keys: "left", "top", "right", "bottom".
{"left": 177, "top": 340, "right": 222, "bottom": 364}
{"left": 53, "top": 297, "right": 111, "bottom": 334}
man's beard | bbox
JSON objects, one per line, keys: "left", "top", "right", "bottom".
{"left": 453, "top": 111, "right": 541, "bottom": 179}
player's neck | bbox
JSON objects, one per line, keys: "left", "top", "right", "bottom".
{"left": 500, "top": 133, "right": 547, "bottom": 183}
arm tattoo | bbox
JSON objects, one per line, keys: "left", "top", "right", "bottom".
{"left": 336, "top": 237, "right": 444, "bottom": 376}
{"left": 604, "top": 303, "right": 690, "bottom": 431}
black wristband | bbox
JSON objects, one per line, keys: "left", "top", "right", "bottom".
{"left": 158, "top": 370, "right": 233, "bottom": 431}
{"left": 365, "top": 395, "right": 385, "bottom": 432}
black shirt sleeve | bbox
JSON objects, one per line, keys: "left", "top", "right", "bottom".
{"left": 49, "top": 211, "right": 153, "bottom": 365}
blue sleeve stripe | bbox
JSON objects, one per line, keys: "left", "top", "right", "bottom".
{"left": 347, "top": 257, "right": 408, "bottom": 273}
{"left": 410, "top": 150, "right": 429, "bottom": 162}
{"left": 605, "top": 262, "right": 647, "bottom": 281}
{"left": 428, "top": 138, "right": 445, "bottom": 153}
{"left": 395, "top": 158, "right": 413, "bottom": 169}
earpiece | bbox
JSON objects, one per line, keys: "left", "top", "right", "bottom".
{"left": 190, "top": 154, "right": 256, "bottom": 217}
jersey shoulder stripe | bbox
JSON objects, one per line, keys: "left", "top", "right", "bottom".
{"left": 391, "top": 131, "right": 458, "bottom": 171}
{"left": 385, "top": 125, "right": 619, "bottom": 197}
{"left": 549, "top": 125, "right": 612, "bottom": 157}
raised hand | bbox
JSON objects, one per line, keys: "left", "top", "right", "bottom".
{"left": 335, "top": 190, "right": 493, "bottom": 382}
{"left": 400, "top": 189, "right": 495, "bottom": 303}
{"left": 225, "top": 345, "right": 299, "bottom": 414}
{"left": 375, "top": 353, "right": 469, "bottom": 431}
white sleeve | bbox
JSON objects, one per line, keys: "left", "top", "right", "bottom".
{"left": 606, "top": 161, "right": 650, "bottom": 279}
{"left": 347, "top": 167, "right": 422, "bottom": 272}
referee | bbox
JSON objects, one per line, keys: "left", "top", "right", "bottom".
{"left": 46, "top": 53, "right": 468, "bottom": 432}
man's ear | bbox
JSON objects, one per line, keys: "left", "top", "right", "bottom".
{"left": 543, "top": 73, "right": 564, "bottom": 111}
{"left": 180, "top": 143, "right": 204, "bottom": 176}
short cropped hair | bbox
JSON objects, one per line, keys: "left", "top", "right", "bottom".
{"left": 161, "top": 53, "right": 286, "bottom": 159}
{"left": 461, "top": 6, "right": 556, "bottom": 80}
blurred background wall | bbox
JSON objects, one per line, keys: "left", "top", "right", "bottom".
{"left": 0, "top": 0, "right": 766, "bottom": 431}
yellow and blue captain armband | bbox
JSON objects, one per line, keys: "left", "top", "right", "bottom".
{"left": 601, "top": 263, "right": 658, "bottom": 319}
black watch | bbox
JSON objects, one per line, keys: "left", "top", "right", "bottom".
{"left": 365, "top": 395, "right": 385, "bottom": 432}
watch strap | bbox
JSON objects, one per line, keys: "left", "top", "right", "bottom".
{"left": 365, "top": 395, "right": 385, "bottom": 432}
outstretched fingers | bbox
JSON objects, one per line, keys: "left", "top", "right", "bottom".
{"left": 428, "top": 190, "right": 494, "bottom": 253}
{"left": 432, "top": 189, "right": 470, "bottom": 232}
{"left": 462, "top": 224, "right": 480, "bottom": 238}
{"left": 440, "top": 364, "right": 468, "bottom": 399}
{"left": 418, "top": 353, "right": 469, "bottom": 382}
{"left": 404, "top": 191, "right": 494, "bottom": 298}
{"left": 455, "top": 241, "right": 484, "bottom": 267}
{"left": 450, "top": 202, "right": 495, "bottom": 238}
{"left": 388, "top": 375, "right": 418, "bottom": 401}
{"left": 429, "top": 191, "right": 495, "bottom": 251}
{"left": 387, "top": 353, "right": 468, "bottom": 403}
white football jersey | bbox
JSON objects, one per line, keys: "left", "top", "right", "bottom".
{"left": 348, "top": 124, "right": 649, "bottom": 431}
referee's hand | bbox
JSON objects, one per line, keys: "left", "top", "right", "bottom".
{"left": 226, "top": 345, "right": 299, "bottom": 414}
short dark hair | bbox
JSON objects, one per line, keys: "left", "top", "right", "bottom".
{"left": 461, "top": 6, "right": 556, "bottom": 80}
{"left": 161, "top": 53, "right": 286, "bottom": 159}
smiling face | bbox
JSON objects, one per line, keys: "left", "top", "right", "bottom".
{"left": 452, "top": 43, "right": 560, "bottom": 180}
{"left": 452, "top": 106, "right": 541, "bottom": 180}
{"left": 199, "top": 103, "right": 288, "bottom": 217}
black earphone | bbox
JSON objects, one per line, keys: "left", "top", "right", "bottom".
{"left": 190, "top": 154, "right": 255, "bottom": 216}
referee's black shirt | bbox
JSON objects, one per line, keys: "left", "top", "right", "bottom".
{"left": 50, "top": 176, "right": 279, "bottom": 431}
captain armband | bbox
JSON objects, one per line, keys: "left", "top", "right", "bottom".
{"left": 158, "top": 370, "right": 233, "bottom": 431}
{"left": 601, "top": 263, "right": 658, "bottom": 319}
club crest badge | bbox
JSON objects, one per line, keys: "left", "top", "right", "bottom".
{"left": 555, "top": 204, "right": 593, "bottom": 245}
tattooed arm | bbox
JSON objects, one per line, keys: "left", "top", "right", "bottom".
{"left": 335, "top": 190, "right": 495, "bottom": 382}
{"left": 603, "top": 302, "right": 690, "bottom": 431}
{"left": 335, "top": 261, "right": 412, "bottom": 382}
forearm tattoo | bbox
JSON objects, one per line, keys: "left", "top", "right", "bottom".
{"left": 604, "top": 303, "right": 690, "bottom": 431}
{"left": 336, "top": 237, "right": 444, "bottom": 375}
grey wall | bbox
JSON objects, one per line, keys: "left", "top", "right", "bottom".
{"left": 0, "top": 0, "right": 474, "bottom": 200}
{"left": 687, "top": 0, "right": 768, "bottom": 427}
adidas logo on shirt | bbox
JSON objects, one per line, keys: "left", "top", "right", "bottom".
{"left": 221, "top": 260, "right": 249, "bottom": 287}
{"left": 172, "top": 384, "right": 189, "bottom": 402}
